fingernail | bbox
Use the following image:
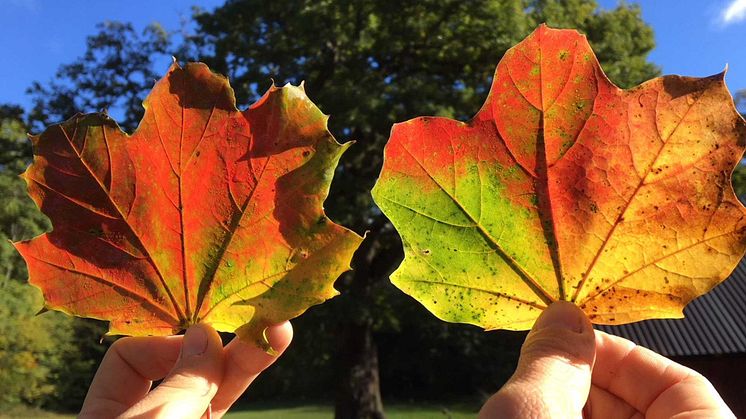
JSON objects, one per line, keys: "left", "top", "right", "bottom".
{"left": 182, "top": 325, "right": 208, "bottom": 357}
{"left": 534, "top": 301, "right": 587, "bottom": 333}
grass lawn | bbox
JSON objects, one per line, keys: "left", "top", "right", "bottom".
{"left": 0, "top": 406, "right": 75, "bottom": 419}
{"left": 2, "top": 402, "right": 479, "bottom": 418}
{"left": 225, "top": 402, "right": 479, "bottom": 418}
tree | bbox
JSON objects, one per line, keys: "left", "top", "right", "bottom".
{"left": 0, "top": 105, "right": 32, "bottom": 168}
{"left": 27, "top": 21, "right": 170, "bottom": 132}
{"left": 191, "top": 1, "right": 658, "bottom": 417}
{"left": 0, "top": 279, "right": 77, "bottom": 408}
{"left": 25, "top": 1, "right": 658, "bottom": 416}
{"left": 0, "top": 106, "right": 108, "bottom": 412}
{"left": 0, "top": 106, "right": 46, "bottom": 282}
{"left": 0, "top": 108, "right": 66, "bottom": 408}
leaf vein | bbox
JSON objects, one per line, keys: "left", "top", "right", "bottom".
{"left": 399, "top": 142, "right": 555, "bottom": 305}
{"left": 571, "top": 90, "right": 704, "bottom": 302}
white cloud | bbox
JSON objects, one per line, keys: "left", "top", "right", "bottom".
{"left": 722, "top": 0, "right": 746, "bottom": 25}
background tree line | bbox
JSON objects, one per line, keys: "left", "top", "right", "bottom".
{"left": 4, "top": 1, "right": 735, "bottom": 417}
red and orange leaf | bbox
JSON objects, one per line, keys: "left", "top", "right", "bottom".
{"left": 372, "top": 25, "right": 746, "bottom": 330}
{"left": 15, "top": 62, "right": 363, "bottom": 347}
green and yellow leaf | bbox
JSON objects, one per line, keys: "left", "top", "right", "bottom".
{"left": 372, "top": 25, "right": 746, "bottom": 329}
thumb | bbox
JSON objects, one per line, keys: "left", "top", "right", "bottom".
{"left": 122, "top": 323, "right": 225, "bottom": 419}
{"left": 480, "top": 301, "right": 596, "bottom": 418}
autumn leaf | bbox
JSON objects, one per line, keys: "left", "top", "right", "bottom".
{"left": 372, "top": 25, "right": 746, "bottom": 330}
{"left": 15, "top": 62, "right": 363, "bottom": 348}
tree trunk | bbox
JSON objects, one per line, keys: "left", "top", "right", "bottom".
{"left": 333, "top": 219, "right": 400, "bottom": 419}
{"left": 334, "top": 321, "right": 385, "bottom": 419}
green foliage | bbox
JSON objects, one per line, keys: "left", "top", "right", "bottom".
{"left": 0, "top": 278, "right": 104, "bottom": 411}
{"left": 0, "top": 104, "right": 32, "bottom": 166}
{"left": 47, "top": 317, "right": 108, "bottom": 411}
{"left": 0, "top": 109, "right": 60, "bottom": 408}
{"left": 0, "top": 110, "right": 107, "bottom": 412}
{"left": 0, "top": 280, "right": 75, "bottom": 407}
{"left": 0, "top": 110, "right": 49, "bottom": 285}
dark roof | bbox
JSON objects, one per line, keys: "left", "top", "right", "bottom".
{"left": 596, "top": 257, "right": 746, "bottom": 357}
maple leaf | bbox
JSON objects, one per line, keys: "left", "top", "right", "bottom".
{"left": 372, "top": 25, "right": 746, "bottom": 330}
{"left": 15, "top": 62, "right": 363, "bottom": 348}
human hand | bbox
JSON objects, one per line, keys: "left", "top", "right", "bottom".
{"left": 79, "top": 322, "right": 292, "bottom": 419}
{"left": 479, "top": 302, "right": 734, "bottom": 418}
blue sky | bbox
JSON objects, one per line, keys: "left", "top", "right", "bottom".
{"left": 1, "top": 0, "right": 744, "bottom": 112}
{"left": 0, "top": 0, "right": 224, "bottom": 110}
{"left": 599, "top": 0, "right": 745, "bottom": 98}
